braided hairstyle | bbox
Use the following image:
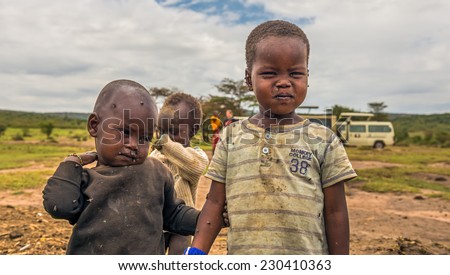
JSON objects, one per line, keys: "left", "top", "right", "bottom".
{"left": 160, "top": 92, "right": 203, "bottom": 137}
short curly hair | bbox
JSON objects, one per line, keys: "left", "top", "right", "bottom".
{"left": 160, "top": 92, "right": 203, "bottom": 135}
{"left": 245, "top": 20, "right": 310, "bottom": 72}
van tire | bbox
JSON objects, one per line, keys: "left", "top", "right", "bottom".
{"left": 373, "top": 141, "right": 385, "bottom": 149}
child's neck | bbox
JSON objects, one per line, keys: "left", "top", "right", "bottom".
{"left": 250, "top": 111, "right": 303, "bottom": 129}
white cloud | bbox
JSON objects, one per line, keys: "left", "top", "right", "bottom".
{"left": 0, "top": 0, "right": 449, "bottom": 114}
{"left": 245, "top": 0, "right": 450, "bottom": 113}
{"left": 0, "top": 0, "right": 249, "bottom": 112}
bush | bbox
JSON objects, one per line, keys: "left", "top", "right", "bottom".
{"left": 0, "top": 124, "right": 6, "bottom": 136}
{"left": 12, "top": 133, "right": 24, "bottom": 141}
{"left": 22, "top": 128, "right": 32, "bottom": 137}
{"left": 395, "top": 128, "right": 409, "bottom": 143}
{"left": 39, "top": 122, "right": 54, "bottom": 138}
{"left": 435, "top": 131, "right": 450, "bottom": 146}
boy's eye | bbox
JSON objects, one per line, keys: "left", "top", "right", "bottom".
{"left": 260, "top": 71, "right": 276, "bottom": 78}
{"left": 290, "top": 72, "right": 305, "bottom": 78}
{"left": 116, "top": 128, "right": 130, "bottom": 136}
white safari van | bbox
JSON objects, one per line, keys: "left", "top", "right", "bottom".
{"left": 336, "top": 112, "right": 395, "bottom": 149}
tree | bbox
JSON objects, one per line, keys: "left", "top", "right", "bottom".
{"left": 0, "top": 124, "right": 6, "bottom": 136}
{"left": 368, "top": 102, "right": 387, "bottom": 113}
{"left": 148, "top": 87, "right": 179, "bottom": 105}
{"left": 331, "top": 104, "right": 356, "bottom": 119}
{"left": 199, "top": 96, "right": 236, "bottom": 119}
{"left": 40, "top": 122, "right": 54, "bottom": 138}
{"left": 368, "top": 102, "right": 388, "bottom": 121}
{"left": 214, "top": 78, "right": 254, "bottom": 115}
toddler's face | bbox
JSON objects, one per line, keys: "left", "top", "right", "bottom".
{"left": 93, "top": 92, "right": 156, "bottom": 167}
{"left": 249, "top": 36, "right": 308, "bottom": 117}
{"left": 157, "top": 102, "right": 197, "bottom": 147}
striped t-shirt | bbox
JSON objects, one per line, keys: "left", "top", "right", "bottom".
{"left": 205, "top": 119, "right": 357, "bottom": 254}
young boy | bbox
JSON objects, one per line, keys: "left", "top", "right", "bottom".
{"left": 42, "top": 79, "right": 200, "bottom": 255}
{"left": 186, "top": 20, "right": 357, "bottom": 255}
{"left": 150, "top": 92, "right": 209, "bottom": 254}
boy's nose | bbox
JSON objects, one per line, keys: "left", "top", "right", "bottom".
{"left": 126, "top": 136, "right": 139, "bottom": 150}
{"left": 275, "top": 79, "right": 292, "bottom": 89}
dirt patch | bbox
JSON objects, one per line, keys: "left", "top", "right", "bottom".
{"left": 0, "top": 205, "right": 71, "bottom": 254}
{"left": 346, "top": 183, "right": 450, "bottom": 254}
{"left": 0, "top": 189, "right": 44, "bottom": 207}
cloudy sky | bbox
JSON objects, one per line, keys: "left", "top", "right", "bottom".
{"left": 1, "top": 0, "right": 449, "bottom": 114}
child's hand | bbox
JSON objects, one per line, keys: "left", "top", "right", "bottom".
{"left": 65, "top": 151, "right": 97, "bottom": 166}
{"left": 222, "top": 200, "right": 230, "bottom": 228}
{"left": 80, "top": 151, "right": 98, "bottom": 165}
{"left": 152, "top": 134, "right": 169, "bottom": 151}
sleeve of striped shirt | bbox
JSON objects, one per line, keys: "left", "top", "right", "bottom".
{"left": 321, "top": 134, "right": 357, "bottom": 188}
{"left": 204, "top": 129, "right": 229, "bottom": 184}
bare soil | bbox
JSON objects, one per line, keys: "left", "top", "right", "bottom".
{"left": 1, "top": 159, "right": 449, "bottom": 255}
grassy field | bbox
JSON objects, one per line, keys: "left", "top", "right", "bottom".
{"left": 0, "top": 128, "right": 94, "bottom": 191}
{"left": 0, "top": 128, "right": 449, "bottom": 200}
{"left": 346, "top": 146, "right": 450, "bottom": 200}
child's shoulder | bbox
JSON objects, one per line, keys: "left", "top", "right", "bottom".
{"left": 302, "top": 119, "right": 335, "bottom": 136}
{"left": 144, "top": 157, "right": 174, "bottom": 179}
{"left": 147, "top": 155, "right": 169, "bottom": 168}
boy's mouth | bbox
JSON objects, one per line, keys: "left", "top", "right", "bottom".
{"left": 273, "top": 93, "right": 294, "bottom": 100}
{"left": 118, "top": 151, "right": 138, "bottom": 162}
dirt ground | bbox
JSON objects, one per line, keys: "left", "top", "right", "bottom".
{"left": 0, "top": 159, "right": 449, "bottom": 255}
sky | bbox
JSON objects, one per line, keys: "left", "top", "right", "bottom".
{"left": 0, "top": 0, "right": 449, "bottom": 115}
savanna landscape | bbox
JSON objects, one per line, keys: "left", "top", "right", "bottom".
{"left": 0, "top": 110, "right": 449, "bottom": 255}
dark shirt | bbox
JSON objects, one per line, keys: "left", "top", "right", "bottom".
{"left": 42, "top": 158, "right": 199, "bottom": 255}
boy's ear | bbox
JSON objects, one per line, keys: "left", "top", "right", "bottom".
{"left": 87, "top": 113, "right": 99, "bottom": 137}
{"left": 245, "top": 69, "right": 253, "bottom": 91}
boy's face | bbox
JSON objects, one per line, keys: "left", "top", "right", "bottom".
{"left": 157, "top": 102, "right": 197, "bottom": 147}
{"left": 247, "top": 36, "right": 308, "bottom": 117}
{"left": 89, "top": 88, "right": 156, "bottom": 167}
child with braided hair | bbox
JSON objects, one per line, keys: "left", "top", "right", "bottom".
{"left": 150, "top": 92, "right": 209, "bottom": 254}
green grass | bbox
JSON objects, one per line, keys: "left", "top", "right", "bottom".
{"left": 357, "top": 167, "right": 450, "bottom": 190}
{"left": 0, "top": 129, "right": 95, "bottom": 192}
{"left": 0, "top": 169, "right": 54, "bottom": 191}
{"left": 346, "top": 146, "right": 450, "bottom": 165}
{"left": 0, "top": 143, "right": 95, "bottom": 169}
{"left": 0, "top": 127, "right": 91, "bottom": 143}
{"left": 347, "top": 147, "right": 450, "bottom": 200}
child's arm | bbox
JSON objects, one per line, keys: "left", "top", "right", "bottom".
{"left": 189, "top": 180, "right": 226, "bottom": 254}
{"left": 153, "top": 134, "right": 208, "bottom": 180}
{"left": 323, "top": 181, "right": 350, "bottom": 255}
{"left": 162, "top": 167, "right": 200, "bottom": 236}
{"left": 42, "top": 152, "right": 97, "bottom": 224}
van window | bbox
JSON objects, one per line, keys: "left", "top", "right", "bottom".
{"left": 368, "top": 125, "right": 392, "bottom": 133}
{"left": 349, "top": 125, "right": 366, "bottom": 133}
